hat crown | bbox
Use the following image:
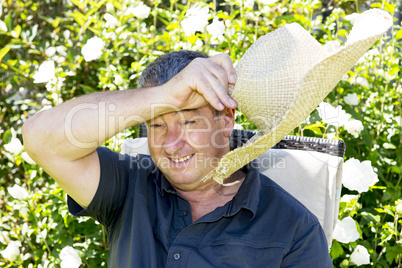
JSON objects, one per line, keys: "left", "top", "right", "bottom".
{"left": 232, "top": 23, "right": 328, "bottom": 133}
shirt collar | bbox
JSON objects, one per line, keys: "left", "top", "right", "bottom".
{"left": 153, "top": 159, "right": 261, "bottom": 221}
{"left": 225, "top": 161, "right": 261, "bottom": 220}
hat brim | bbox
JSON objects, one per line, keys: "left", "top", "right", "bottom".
{"left": 203, "top": 8, "right": 392, "bottom": 184}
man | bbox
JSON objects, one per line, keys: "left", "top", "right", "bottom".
{"left": 23, "top": 50, "right": 332, "bottom": 267}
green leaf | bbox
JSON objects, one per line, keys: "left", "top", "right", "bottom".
{"left": 71, "top": 0, "right": 86, "bottom": 8}
{"left": 396, "top": 29, "right": 402, "bottom": 40}
{"left": 0, "top": 45, "right": 11, "bottom": 62}
{"left": 3, "top": 129, "right": 12, "bottom": 144}
{"left": 361, "top": 212, "right": 380, "bottom": 223}
{"left": 383, "top": 143, "right": 396, "bottom": 149}
{"left": 80, "top": 84, "right": 96, "bottom": 93}
{"left": 12, "top": 24, "right": 21, "bottom": 38}
{"left": 330, "top": 240, "right": 344, "bottom": 259}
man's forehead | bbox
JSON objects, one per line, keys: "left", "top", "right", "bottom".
{"left": 148, "top": 107, "right": 208, "bottom": 122}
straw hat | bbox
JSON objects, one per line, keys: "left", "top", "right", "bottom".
{"left": 203, "top": 8, "right": 392, "bottom": 184}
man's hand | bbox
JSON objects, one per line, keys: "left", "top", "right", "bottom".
{"left": 162, "top": 53, "right": 237, "bottom": 111}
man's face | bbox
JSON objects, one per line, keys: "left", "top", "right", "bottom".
{"left": 147, "top": 106, "right": 233, "bottom": 191}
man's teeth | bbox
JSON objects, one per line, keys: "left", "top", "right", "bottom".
{"left": 171, "top": 155, "right": 192, "bottom": 163}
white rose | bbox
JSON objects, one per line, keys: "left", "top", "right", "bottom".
{"left": 21, "top": 151, "right": 36, "bottom": 165}
{"left": 350, "top": 245, "right": 370, "bottom": 266}
{"left": 4, "top": 137, "right": 23, "bottom": 155}
{"left": 180, "top": 4, "right": 210, "bottom": 36}
{"left": 316, "top": 102, "right": 351, "bottom": 128}
{"left": 396, "top": 201, "right": 402, "bottom": 215}
{"left": 356, "top": 77, "right": 370, "bottom": 88}
{"left": 81, "top": 37, "right": 105, "bottom": 62}
{"left": 106, "top": 3, "right": 114, "bottom": 12}
{"left": 258, "top": 0, "right": 278, "bottom": 5}
{"left": 332, "top": 216, "right": 360, "bottom": 243}
{"left": 33, "top": 60, "right": 56, "bottom": 83}
{"left": 45, "top": 47, "right": 56, "bottom": 57}
{"left": 395, "top": 115, "right": 401, "bottom": 126}
{"left": 0, "top": 20, "right": 7, "bottom": 32}
{"left": 8, "top": 184, "right": 29, "bottom": 200}
{"left": 1, "top": 241, "right": 21, "bottom": 261}
{"left": 342, "top": 158, "right": 378, "bottom": 193}
{"left": 60, "top": 246, "right": 82, "bottom": 268}
{"left": 344, "top": 93, "right": 359, "bottom": 105}
{"left": 340, "top": 194, "right": 359, "bottom": 203}
{"left": 323, "top": 40, "right": 341, "bottom": 54}
{"left": 125, "top": 3, "right": 151, "bottom": 19}
{"left": 114, "top": 74, "right": 124, "bottom": 86}
{"left": 344, "top": 119, "right": 364, "bottom": 137}
{"left": 344, "top": 13, "right": 360, "bottom": 25}
{"left": 206, "top": 19, "right": 225, "bottom": 40}
{"left": 244, "top": 0, "right": 255, "bottom": 8}
{"left": 104, "top": 13, "right": 118, "bottom": 28}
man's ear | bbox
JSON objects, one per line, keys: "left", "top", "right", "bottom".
{"left": 222, "top": 108, "right": 235, "bottom": 138}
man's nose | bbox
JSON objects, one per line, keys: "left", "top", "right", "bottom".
{"left": 163, "top": 127, "right": 185, "bottom": 154}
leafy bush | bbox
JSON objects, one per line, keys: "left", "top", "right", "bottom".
{"left": 0, "top": 0, "right": 401, "bottom": 267}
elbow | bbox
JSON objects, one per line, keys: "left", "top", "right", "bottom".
{"left": 22, "top": 113, "right": 45, "bottom": 161}
{"left": 22, "top": 116, "right": 37, "bottom": 158}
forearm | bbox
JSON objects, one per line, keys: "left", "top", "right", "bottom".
{"left": 23, "top": 86, "right": 172, "bottom": 162}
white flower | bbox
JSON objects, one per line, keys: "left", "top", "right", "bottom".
{"left": 323, "top": 40, "right": 341, "bottom": 54}
{"left": 332, "top": 216, "right": 360, "bottom": 243}
{"left": 316, "top": 102, "right": 351, "bottom": 128}
{"left": 396, "top": 201, "right": 402, "bottom": 215}
{"left": 180, "top": 4, "right": 210, "bottom": 36}
{"left": 46, "top": 77, "right": 65, "bottom": 93}
{"left": 342, "top": 158, "right": 379, "bottom": 193}
{"left": 1, "top": 241, "right": 21, "bottom": 261}
{"left": 344, "top": 93, "right": 359, "bottom": 105}
{"left": 395, "top": 115, "right": 401, "bottom": 126}
{"left": 356, "top": 77, "right": 370, "bottom": 88}
{"left": 350, "top": 245, "right": 370, "bottom": 266}
{"left": 344, "top": 13, "right": 360, "bottom": 25}
{"left": 45, "top": 47, "right": 56, "bottom": 57}
{"left": 81, "top": 37, "right": 105, "bottom": 62}
{"left": 344, "top": 119, "right": 364, "bottom": 137}
{"left": 114, "top": 74, "right": 124, "bottom": 86}
{"left": 340, "top": 194, "right": 359, "bottom": 203}
{"left": 0, "top": 19, "right": 7, "bottom": 32}
{"left": 22, "top": 151, "right": 36, "bottom": 165}
{"left": 258, "top": 0, "right": 279, "bottom": 5}
{"left": 104, "top": 13, "right": 118, "bottom": 28}
{"left": 106, "top": 2, "right": 114, "bottom": 12}
{"left": 60, "top": 246, "right": 82, "bottom": 268}
{"left": 8, "top": 184, "right": 29, "bottom": 200}
{"left": 234, "top": 124, "right": 243, "bottom": 130}
{"left": 125, "top": 3, "right": 151, "bottom": 19}
{"left": 207, "top": 19, "right": 225, "bottom": 40}
{"left": 244, "top": 0, "right": 255, "bottom": 8}
{"left": 33, "top": 60, "right": 56, "bottom": 83}
{"left": 4, "top": 137, "right": 23, "bottom": 155}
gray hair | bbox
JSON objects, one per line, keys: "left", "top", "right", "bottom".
{"left": 138, "top": 50, "right": 208, "bottom": 87}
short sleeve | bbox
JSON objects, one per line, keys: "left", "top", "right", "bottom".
{"left": 281, "top": 222, "right": 332, "bottom": 267}
{"left": 67, "top": 146, "right": 137, "bottom": 227}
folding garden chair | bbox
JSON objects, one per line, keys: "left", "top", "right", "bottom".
{"left": 121, "top": 126, "right": 346, "bottom": 248}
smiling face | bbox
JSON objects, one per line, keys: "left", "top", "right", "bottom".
{"left": 147, "top": 105, "right": 234, "bottom": 191}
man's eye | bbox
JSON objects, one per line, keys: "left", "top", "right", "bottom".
{"left": 150, "top": 124, "right": 163, "bottom": 128}
{"left": 184, "top": 120, "right": 196, "bottom": 125}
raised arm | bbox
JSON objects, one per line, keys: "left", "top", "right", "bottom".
{"left": 22, "top": 53, "right": 237, "bottom": 208}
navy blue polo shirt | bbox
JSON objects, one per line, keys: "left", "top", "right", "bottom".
{"left": 68, "top": 146, "right": 332, "bottom": 267}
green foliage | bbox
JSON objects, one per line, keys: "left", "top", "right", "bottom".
{"left": 1, "top": 0, "right": 401, "bottom": 267}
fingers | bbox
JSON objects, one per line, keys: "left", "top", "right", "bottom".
{"left": 192, "top": 55, "right": 238, "bottom": 110}
{"left": 197, "top": 63, "right": 236, "bottom": 110}
{"left": 209, "top": 53, "right": 237, "bottom": 85}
